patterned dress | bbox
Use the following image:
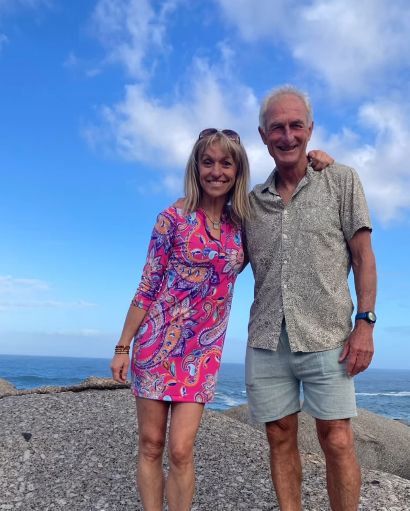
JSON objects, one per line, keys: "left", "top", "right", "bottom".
{"left": 131, "top": 206, "right": 244, "bottom": 403}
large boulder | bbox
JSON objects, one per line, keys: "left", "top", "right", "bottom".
{"left": 223, "top": 405, "right": 410, "bottom": 480}
{"left": 0, "top": 389, "right": 409, "bottom": 510}
{"left": 0, "top": 378, "right": 17, "bottom": 398}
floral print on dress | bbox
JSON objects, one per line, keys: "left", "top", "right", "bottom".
{"left": 131, "top": 206, "right": 244, "bottom": 403}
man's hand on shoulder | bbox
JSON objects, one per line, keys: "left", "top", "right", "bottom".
{"left": 339, "top": 321, "right": 374, "bottom": 376}
{"left": 307, "top": 150, "right": 334, "bottom": 171}
{"left": 173, "top": 197, "right": 185, "bottom": 209}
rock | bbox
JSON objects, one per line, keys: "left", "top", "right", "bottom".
{"left": 223, "top": 405, "right": 410, "bottom": 480}
{"left": 0, "top": 388, "right": 409, "bottom": 510}
{"left": 0, "top": 378, "right": 17, "bottom": 398}
{"left": 0, "top": 376, "right": 129, "bottom": 399}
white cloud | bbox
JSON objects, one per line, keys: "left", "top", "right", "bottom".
{"left": 84, "top": 54, "right": 261, "bottom": 179}
{"left": 0, "top": 275, "right": 49, "bottom": 293}
{"left": 310, "top": 98, "right": 410, "bottom": 223}
{"left": 85, "top": 0, "right": 409, "bottom": 224}
{"left": 89, "top": 0, "right": 177, "bottom": 79}
{"left": 0, "top": 0, "right": 51, "bottom": 16}
{"left": 0, "top": 275, "right": 96, "bottom": 311}
{"left": 217, "top": 0, "right": 410, "bottom": 96}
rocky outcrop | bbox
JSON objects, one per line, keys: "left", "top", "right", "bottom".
{"left": 0, "top": 376, "right": 130, "bottom": 399}
{"left": 0, "top": 378, "right": 18, "bottom": 397}
{"left": 223, "top": 405, "right": 410, "bottom": 481}
{"left": 0, "top": 380, "right": 409, "bottom": 510}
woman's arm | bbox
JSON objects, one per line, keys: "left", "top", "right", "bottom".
{"left": 110, "top": 208, "right": 176, "bottom": 383}
{"left": 111, "top": 305, "right": 147, "bottom": 383}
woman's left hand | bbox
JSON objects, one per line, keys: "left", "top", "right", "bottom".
{"left": 308, "top": 150, "right": 334, "bottom": 171}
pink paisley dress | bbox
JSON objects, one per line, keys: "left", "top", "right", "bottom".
{"left": 131, "top": 206, "right": 244, "bottom": 403}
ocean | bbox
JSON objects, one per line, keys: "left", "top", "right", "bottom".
{"left": 0, "top": 354, "right": 409, "bottom": 422}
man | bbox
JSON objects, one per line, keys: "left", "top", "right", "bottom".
{"left": 245, "top": 85, "right": 377, "bottom": 511}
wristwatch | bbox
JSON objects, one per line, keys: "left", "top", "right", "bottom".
{"left": 355, "top": 311, "right": 377, "bottom": 324}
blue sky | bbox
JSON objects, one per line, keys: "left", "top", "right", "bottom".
{"left": 0, "top": 0, "right": 409, "bottom": 369}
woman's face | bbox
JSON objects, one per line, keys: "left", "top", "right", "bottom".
{"left": 198, "top": 142, "right": 238, "bottom": 202}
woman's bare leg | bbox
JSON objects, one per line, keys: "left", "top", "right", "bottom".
{"left": 166, "top": 402, "right": 205, "bottom": 511}
{"left": 136, "top": 397, "right": 170, "bottom": 511}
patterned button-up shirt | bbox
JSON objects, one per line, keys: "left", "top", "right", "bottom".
{"left": 245, "top": 163, "right": 372, "bottom": 352}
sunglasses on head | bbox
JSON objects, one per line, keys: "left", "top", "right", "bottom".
{"left": 198, "top": 128, "right": 240, "bottom": 144}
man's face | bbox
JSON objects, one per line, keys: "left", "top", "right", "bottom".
{"left": 259, "top": 94, "right": 313, "bottom": 170}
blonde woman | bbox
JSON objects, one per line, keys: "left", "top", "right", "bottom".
{"left": 111, "top": 129, "right": 332, "bottom": 511}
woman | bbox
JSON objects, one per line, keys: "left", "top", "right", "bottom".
{"left": 111, "top": 129, "right": 332, "bottom": 511}
{"left": 111, "top": 129, "right": 249, "bottom": 511}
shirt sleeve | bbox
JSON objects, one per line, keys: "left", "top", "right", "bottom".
{"left": 339, "top": 166, "right": 372, "bottom": 241}
{"left": 131, "top": 207, "right": 177, "bottom": 310}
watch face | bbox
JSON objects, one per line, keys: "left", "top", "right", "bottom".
{"left": 368, "top": 311, "right": 377, "bottom": 322}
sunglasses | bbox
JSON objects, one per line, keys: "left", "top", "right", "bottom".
{"left": 198, "top": 128, "right": 240, "bottom": 144}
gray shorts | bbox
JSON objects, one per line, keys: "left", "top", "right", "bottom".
{"left": 245, "top": 325, "right": 357, "bottom": 423}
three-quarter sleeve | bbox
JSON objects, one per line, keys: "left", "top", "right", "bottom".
{"left": 131, "top": 208, "right": 176, "bottom": 310}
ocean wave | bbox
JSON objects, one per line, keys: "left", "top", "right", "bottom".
{"left": 356, "top": 391, "right": 410, "bottom": 397}
{"left": 214, "top": 392, "right": 246, "bottom": 407}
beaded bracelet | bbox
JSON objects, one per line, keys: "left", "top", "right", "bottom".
{"left": 114, "top": 345, "right": 130, "bottom": 355}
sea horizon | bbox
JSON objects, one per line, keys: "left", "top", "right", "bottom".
{"left": 1, "top": 354, "right": 409, "bottom": 422}
{"left": 0, "top": 352, "right": 408, "bottom": 372}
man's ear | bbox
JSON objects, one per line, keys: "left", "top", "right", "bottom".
{"left": 258, "top": 126, "right": 267, "bottom": 145}
{"left": 307, "top": 121, "right": 314, "bottom": 141}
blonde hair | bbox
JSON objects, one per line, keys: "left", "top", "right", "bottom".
{"left": 184, "top": 132, "right": 250, "bottom": 224}
{"left": 259, "top": 85, "right": 313, "bottom": 130}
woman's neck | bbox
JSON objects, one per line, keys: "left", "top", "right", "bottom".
{"left": 199, "top": 197, "right": 226, "bottom": 219}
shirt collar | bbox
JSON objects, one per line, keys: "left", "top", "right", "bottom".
{"left": 261, "top": 164, "right": 316, "bottom": 195}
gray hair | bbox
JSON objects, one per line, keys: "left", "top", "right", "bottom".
{"left": 259, "top": 85, "right": 313, "bottom": 130}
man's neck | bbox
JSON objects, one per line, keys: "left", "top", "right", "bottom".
{"left": 275, "top": 159, "right": 308, "bottom": 204}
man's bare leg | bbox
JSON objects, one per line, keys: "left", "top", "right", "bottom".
{"left": 316, "top": 418, "right": 361, "bottom": 511}
{"left": 266, "top": 413, "right": 302, "bottom": 511}
{"left": 136, "top": 398, "right": 169, "bottom": 511}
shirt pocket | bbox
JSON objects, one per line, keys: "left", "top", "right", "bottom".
{"left": 297, "top": 199, "right": 341, "bottom": 235}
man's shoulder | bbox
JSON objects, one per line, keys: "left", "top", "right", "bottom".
{"left": 316, "top": 161, "right": 363, "bottom": 189}
{"left": 250, "top": 182, "right": 267, "bottom": 196}
{"left": 326, "top": 161, "right": 360, "bottom": 179}
{"left": 250, "top": 169, "right": 276, "bottom": 197}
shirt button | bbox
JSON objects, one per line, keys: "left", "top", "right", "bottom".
{"left": 283, "top": 284, "right": 287, "bottom": 289}
{"left": 283, "top": 260, "right": 288, "bottom": 264}
{"left": 283, "top": 234, "right": 288, "bottom": 239}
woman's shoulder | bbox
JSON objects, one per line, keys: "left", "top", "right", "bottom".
{"left": 159, "top": 203, "right": 196, "bottom": 224}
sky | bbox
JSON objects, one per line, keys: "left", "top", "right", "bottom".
{"left": 0, "top": 0, "right": 409, "bottom": 369}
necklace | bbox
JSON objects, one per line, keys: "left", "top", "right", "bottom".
{"left": 202, "top": 209, "right": 222, "bottom": 230}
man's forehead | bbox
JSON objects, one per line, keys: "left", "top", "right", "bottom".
{"left": 266, "top": 94, "right": 309, "bottom": 121}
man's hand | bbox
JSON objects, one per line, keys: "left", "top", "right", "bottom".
{"left": 111, "top": 354, "right": 130, "bottom": 383}
{"left": 339, "top": 321, "right": 374, "bottom": 376}
{"left": 173, "top": 197, "right": 185, "bottom": 209}
{"left": 307, "top": 150, "right": 334, "bottom": 171}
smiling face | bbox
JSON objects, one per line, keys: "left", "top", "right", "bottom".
{"left": 198, "top": 142, "right": 238, "bottom": 203}
{"left": 259, "top": 93, "right": 313, "bottom": 171}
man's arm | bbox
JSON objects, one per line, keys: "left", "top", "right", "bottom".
{"left": 339, "top": 228, "right": 377, "bottom": 376}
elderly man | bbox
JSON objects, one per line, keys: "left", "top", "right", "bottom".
{"left": 245, "top": 86, "right": 377, "bottom": 511}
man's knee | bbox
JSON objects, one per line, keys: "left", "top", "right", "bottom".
{"left": 316, "top": 419, "right": 355, "bottom": 457}
{"left": 266, "top": 414, "right": 298, "bottom": 450}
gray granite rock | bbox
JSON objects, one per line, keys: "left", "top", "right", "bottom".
{"left": 223, "top": 405, "right": 410, "bottom": 481}
{"left": 0, "top": 377, "right": 129, "bottom": 399}
{"left": 0, "top": 378, "right": 18, "bottom": 398}
{"left": 0, "top": 385, "right": 409, "bottom": 510}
